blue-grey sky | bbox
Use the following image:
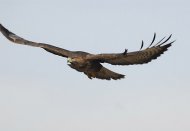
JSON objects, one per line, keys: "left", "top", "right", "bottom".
{"left": 0, "top": 0, "right": 189, "bottom": 131}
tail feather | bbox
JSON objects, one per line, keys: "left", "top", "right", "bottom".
{"left": 84, "top": 65, "right": 125, "bottom": 80}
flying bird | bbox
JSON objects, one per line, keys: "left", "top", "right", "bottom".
{"left": 0, "top": 24, "right": 175, "bottom": 80}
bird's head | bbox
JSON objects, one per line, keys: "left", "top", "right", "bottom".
{"left": 67, "top": 57, "right": 73, "bottom": 65}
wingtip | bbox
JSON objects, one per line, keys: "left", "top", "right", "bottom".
{"left": 0, "top": 23, "right": 7, "bottom": 33}
{"left": 0, "top": 24, "right": 12, "bottom": 40}
{"left": 0, "top": 23, "right": 4, "bottom": 28}
{"left": 0, "top": 23, "right": 2, "bottom": 30}
{"left": 162, "top": 40, "right": 175, "bottom": 48}
{"left": 158, "top": 34, "right": 173, "bottom": 46}
{"left": 0, "top": 23, "right": 15, "bottom": 39}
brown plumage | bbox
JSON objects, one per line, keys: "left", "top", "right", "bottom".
{"left": 0, "top": 24, "right": 175, "bottom": 80}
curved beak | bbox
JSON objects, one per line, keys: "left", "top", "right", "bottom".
{"left": 67, "top": 57, "right": 72, "bottom": 64}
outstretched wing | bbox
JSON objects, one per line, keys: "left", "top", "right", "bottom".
{"left": 0, "top": 24, "right": 73, "bottom": 57}
{"left": 86, "top": 33, "right": 175, "bottom": 65}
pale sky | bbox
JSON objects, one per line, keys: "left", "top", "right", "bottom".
{"left": 0, "top": 0, "right": 190, "bottom": 131}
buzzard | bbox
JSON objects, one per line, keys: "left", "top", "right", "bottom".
{"left": 0, "top": 24, "right": 175, "bottom": 80}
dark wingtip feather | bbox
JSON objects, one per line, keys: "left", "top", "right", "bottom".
{"left": 0, "top": 24, "right": 16, "bottom": 42}
{"left": 0, "top": 24, "right": 14, "bottom": 37}
{"left": 0, "top": 23, "right": 4, "bottom": 32}
{"left": 162, "top": 43, "right": 172, "bottom": 49}
{"left": 154, "top": 36, "right": 166, "bottom": 46}
{"left": 160, "top": 40, "right": 175, "bottom": 50}
{"left": 0, "top": 24, "right": 6, "bottom": 32}
{"left": 123, "top": 49, "right": 128, "bottom": 55}
{"left": 158, "top": 34, "right": 172, "bottom": 46}
{"left": 133, "top": 34, "right": 175, "bottom": 65}
{"left": 140, "top": 40, "right": 144, "bottom": 50}
{"left": 148, "top": 33, "right": 156, "bottom": 47}
{"left": 149, "top": 41, "right": 174, "bottom": 62}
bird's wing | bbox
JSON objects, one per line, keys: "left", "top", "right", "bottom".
{"left": 84, "top": 64, "right": 125, "bottom": 80}
{"left": 86, "top": 33, "right": 175, "bottom": 65}
{"left": 0, "top": 24, "right": 73, "bottom": 57}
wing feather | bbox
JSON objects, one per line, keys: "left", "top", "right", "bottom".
{"left": 0, "top": 24, "right": 72, "bottom": 57}
{"left": 86, "top": 34, "right": 174, "bottom": 65}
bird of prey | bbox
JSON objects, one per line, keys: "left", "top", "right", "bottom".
{"left": 0, "top": 24, "right": 175, "bottom": 80}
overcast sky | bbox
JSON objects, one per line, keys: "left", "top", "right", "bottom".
{"left": 0, "top": 0, "right": 190, "bottom": 131}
